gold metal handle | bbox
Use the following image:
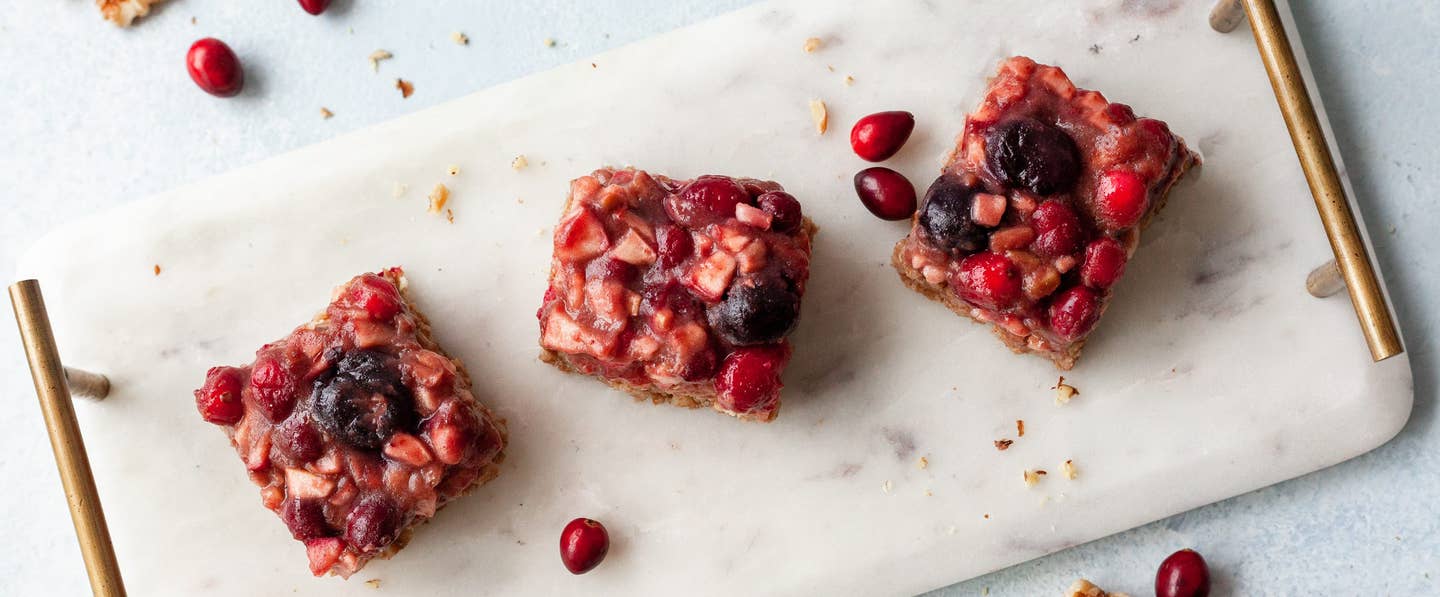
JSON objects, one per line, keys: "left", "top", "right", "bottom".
{"left": 1242, "top": 0, "right": 1404, "bottom": 362}
{"left": 9, "top": 280, "right": 127, "bottom": 597}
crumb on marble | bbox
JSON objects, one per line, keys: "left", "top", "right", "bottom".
{"left": 1063, "top": 459, "right": 1077, "bottom": 480}
{"left": 1089, "top": 44, "right": 1102, "bottom": 54}
{"left": 844, "top": 75, "right": 855, "bottom": 86}
{"left": 1067, "top": 579, "right": 1128, "bottom": 597}
{"left": 445, "top": 208, "right": 455, "bottom": 224}
{"left": 543, "top": 37, "right": 557, "bottom": 48}
{"left": 918, "top": 456, "right": 928, "bottom": 469}
{"left": 427, "top": 183, "right": 449, "bottom": 213}
{"left": 365, "top": 578, "right": 382, "bottom": 589}
{"left": 881, "top": 480, "right": 893, "bottom": 494}
{"left": 451, "top": 31, "right": 469, "bottom": 45}
{"left": 98, "top": 0, "right": 161, "bottom": 27}
{"left": 1023, "top": 469, "right": 1047, "bottom": 487}
{"left": 803, "top": 37, "right": 823, "bottom": 53}
{"left": 190, "top": 16, "right": 196, "bottom": 25}
{"left": 1017, "top": 419, "right": 1026, "bottom": 437}
{"left": 320, "top": 107, "right": 334, "bottom": 120}
{"left": 924, "top": 489, "right": 933, "bottom": 497}
{"left": 995, "top": 439, "right": 1013, "bottom": 451}
{"left": 983, "top": 513, "right": 990, "bottom": 520}
{"left": 447, "top": 165, "right": 460, "bottom": 176}
{"left": 368, "top": 49, "right": 393, "bottom": 72}
{"left": 396, "top": 78, "right": 414, "bottom": 98}
{"left": 809, "top": 99, "right": 828, "bottom": 134}
{"left": 512, "top": 154, "right": 529, "bottom": 171}
{"left": 152, "top": 264, "right": 161, "bottom": 276}
{"left": 1054, "top": 376, "right": 1078, "bottom": 405}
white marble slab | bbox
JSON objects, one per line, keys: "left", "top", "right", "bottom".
{"left": 15, "top": 0, "right": 1412, "bottom": 595}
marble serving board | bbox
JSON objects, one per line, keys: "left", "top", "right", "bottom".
{"left": 16, "top": 0, "right": 1413, "bottom": 595}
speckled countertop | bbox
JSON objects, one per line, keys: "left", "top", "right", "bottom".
{"left": 1, "top": 1, "right": 1435, "bottom": 595}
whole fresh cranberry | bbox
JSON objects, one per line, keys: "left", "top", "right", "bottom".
{"left": 1029, "top": 200, "right": 1084, "bottom": 257}
{"left": 666, "top": 176, "right": 750, "bottom": 227}
{"left": 195, "top": 367, "right": 246, "bottom": 425}
{"left": 853, "top": 167, "right": 917, "bottom": 221}
{"left": 1155, "top": 548, "right": 1211, "bottom": 597}
{"left": 1095, "top": 169, "right": 1149, "bottom": 230}
{"left": 714, "top": 344, "right": 789, "bottom": 414}
{"left": 918, "top": 174, "right": 988, "bottom": 252}
{"left": 708, "top": 277, "right": 800, "bottom": 346}
{"left": 655, "top": 225, "right": 694, "bottom": 269}
{"left": 186, "top": 38, "right": 244, "bottom": 98}
{"left": 345, "top": 496, "right": 400, "bottom": 553}
{"left": 756, "top": 191, "right": 803, "bottom": 233}
{"left": 311, "top": 350, "right": 414, "bottom": 450}
{"left": 345, "top": 274, "right": 404, "bottom": 321}
{"left": 282, "top": 498, "right": 333, "bottom": 540}
{"left": 952, "top": 252, "right": 1022, "bottom": 311}
{"left": 1048, "top": 285, "right": 1102, "bottom": 341}
{"left": 985, "top": 118, "right": 1080, "bottom": 195}
{"left": 1081, "top": 237, "right": 1128, "bottom": 289}
{"left": 250, "top": 358, "right": 297, "bottom": 421}
{"left": 297, "top": 0, "right": 332, "bottom": 15}
{"left": 274, "top": 414, "right": 324, "bottom": 462}
{"left": 559, "top": 517, "right": 610, "bottom": 575}
{"left": 850, "top": 111, "right": 915, "bottom": 162}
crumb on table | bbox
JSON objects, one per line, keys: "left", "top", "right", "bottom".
{"left": 98, "top": 0, "right": 161, "bottom": 27}
{"left": 512, "top": 155, "right": 529, "bottom": 171}
{"left": 1054, "top": 376, "right": 1079, "bottom": 405}
{"left": 152, "top": 264, "right": 161, "bottom": 276}
{"left": 803, "top": 37, "right": 823, "bottom": 53}
{"left": 396, "top": 79, "right": 414, "bottom": 98}
{"left": 1062, "top": 459, "right": 1078, "bottom": 480}
{"left": 451, "top": 31, "right": 468, "bottom": 45}
{"left": 320, "top": 107, "right": 334, "bottom": 120}
{"left": 427, "top": 183, "right": 449, "bottom": 213}
{"left": 368, "top": 49, "right": 393, "bottom": 72}
{"left": 1023, "top": 469, "right": 1047, "bottom": 487}
{"left": 995, "top": 439, "right": 1013, "bottom": 451}
{"left": 809, "top": 99, "right": 828, "bottom": 134}
{"left": 1017, "top": 419, "right": 1026, "bottom": 437}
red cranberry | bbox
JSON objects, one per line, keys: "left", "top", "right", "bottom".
{"left": 1105, "top": 102, "right": 1137, "bottom": 125}
{"left": 282, "top": 498, "right": 333, "bottom": 540}
{"left": 756, "top": 191, "right": 803, "bottom": 233}
{"left": 275, "top": 415, "right": 324, "bottom": 462}
{"left": 853, "top": 167, "right": 917, "bottom": 221}
{"left": 715, "top": 344, "right": 789, "bottom": 414}
{"left": 346, "top": 274, "right": 404, "bottom": 321}
{"left": 195, "top": 367, "right": 246, "bottom": 425}
{"left": 1048, "top": 285, "right": 1102, "bottom": 341}
{"left": 850, "top": 111, "right": 915, "bottom": 162}
{"left": 666, "top": 176, "right": 750, "bottom": 227}
{"left": 185, "top": 38, "right": 244, "bottom": 98}
{"left": 345, "top": 496, "right": 400, "bottom": 553}
{"left": 985, "top": 118, "right": 1080, "bottom": 195}
{"left": 1156, "top": 548, "right": 1211, "bottom": 597}
{"left": 1080, "top": 238, "right": 1128, "bottom": 289}
{"left": 559, "top": 517, "right": 610, "bottom": 575}
{"left": 250, "top": 358, "right": 297, "bottom": 421}
{"left": 586, "top": 256, "right": 637, "bottom": 286}
{"left": 952, "top": 252, "right": 1022, "bottom": 311}
{"left": 297, "top": 0, "right": 332, "bottom": 15}
{"left": 656, "top": 225, "right": 694, "bottom": 268}
{"left": 1029, "top": 200, "right": 1084, "bottom": 257}
{"left": 1095, "top": 169, "right": 1149, "bottom": 230}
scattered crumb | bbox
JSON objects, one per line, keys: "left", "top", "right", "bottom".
{"left": 98, "top": 0, "right": 161, "bottom": 27}
{"left": 447, "top": 165, "right": 460, "bottom": 176}
{"left": 1023, "top": 469, "right": 1047, "bottom": 487}
{"left": 983, "top": 513, "right": 990, "bottom": 520}
{"left": 844, "top": 75, "right": 855, "bottom": 86}
{"left": 803, "top": 37, "right": 823, "bottom": 53}
{"left": 445, "top": 208, "right": 455, "bottom": 224}
{"left": 1088, "top": 43, "right": 1102, "bottom": 54}
{"left": 152, "top": 264, "right": 162, "bottom": 276}
{"left": 512, "top": 154, "right": 529, "bottom": 171}
{"left": 918, "top": 456, "right": 928, "bottom": 470}
{"left": 994, "top": 439, "right": 1013, "bottom": 451}
{"left": 947, "top": 525, "right": 958, "bottom": 535}
{"left": 544, "top": 37, "right": 557, "bottom": 48}
{"left": 190, "top": 16, "right": 196, "bottom": 25}
{"left": 924, "top": 489, "right": 933, "bottom": 497}
{"left": 1054, "top": 376, "right": 1079, "bottom": 405}
{"left": 1067, "top": 579, "right": 1128, "bottom": 597}
{"left": 320, "top": 107, "right": 334, "bottom": 120}
{"left": 826, "top": 64, "right": 835, "bottom": 72}
{"left": 881, "top": 480, "right": 893, "bottom": 494}
{"left": 1130, "top": 34, "right": 1141, "bottom": 43}
{"left": 1017, "top": 419, "right": 1026, "bottom": 437}
{"left": 451, "top": 31, "right": 469, "bottom": 45}
{"left": 368, "top": 49, "right": 393, "bottom": 72}
{"left": 364, "top": 578, "right": 382, "bottom": 589}
{"left": 591, "top": 62, "right": 598, "bottom": 69}
{"left": 427, "top": 183, "right": 450, "bottom": 214}
{"left": 809, "top": 99, "right": 828, "bottom": 134}
{"left": 392, "top": 182, "right": 408, "bottom": 198}
{"left": 396, "top": 79, "right": 414, "bottom": 98}
{"left": 1063, "top": 459, "right": 1078, "bottom": 480}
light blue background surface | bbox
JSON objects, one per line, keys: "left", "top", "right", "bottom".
{"left": 1, "top": 1, "right": 1435, "bottom": 594}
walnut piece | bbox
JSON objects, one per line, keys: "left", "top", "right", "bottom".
{"left": 994, "top": 439, "right": 1013, "bottom": 451}
{"left": 1017, "top": 419, "right": 1026, "bottom": 437}
{"left": 1066, "top": 579, "right": 1128, "bottom": 597}
{"left": 98, "top": 0, "right": 161, "bottom": 27}
{"left": 803, "top": 37, "right": 823, "bottom": 53}
{"left": 511, "top": 155, "right": 530, "bottom": 171}
{"left": 368, "top": 50, "right": 393, "bottom": 72}
{"left": 320, "top": 107, "right": 334, "bottom": 120}
{"left": 451, "top": 32, "right": 469, "bottom": 45}
{"left": 1063, "top": 459, "right": 1078, "bottom": 480}
{"left": 427, "top": 184, "right": 449, "bottom": 214}
{"left": 396, "top": 79, "right": 414, "bottom": 99}
{"left": 809, "top": 99, "right": 828, "bottom": 134}
{"left": 1054, "top": 376, "right": 1079, "bottom": 405}
{"left": 1023, "top": 469, "right": 1047, "bottom": 487}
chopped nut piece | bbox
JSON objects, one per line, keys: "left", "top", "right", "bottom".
{"left": 1017, "top": 419, "right": 1026, "bottom": 437}
{"left": 511, "top": 154, "right": 529, "bottom": 171}
{"left": 881, "top": 480, "right": 893, "bottom": 494}
{"left": 320, "top": 107, "right": 334, "bottom": 120}
{"left": 1023, "top": 469, "right": 1047, "bottom": 487}
{"left": 427, "top": 183, "right": 449, "bottom": 214}
{"left": 802, "top": 37, "right": 823, "bottom": 53}
{"left": 447, "top": 165, "right": 460, "bottom": 176}
{"left": 994, "top": 439, "right": 1013, "bottom": 451}
{"left": 368, "top": 50, "right": 393, "bottom": 72}
{"left": 1066, "top": 579, "right": 1128, "bottom": 597}
{"left": 918, "top": 456, "right": 928, "bottom": 469}
{"left": 153, "top": 264, "right": 162, "bottom": 276}
{"left": 1054, "top": 376, "right": 1079, "bottom": 405}
{"left": 543, "top": 37, "right": 557, "bottom": 48}
{"left": 924, "top": 489, "right": 933, "bottom": 497}
{"left": 450, "top": 31, "right": 469, "bottom": 45}
{"left": 445, "top": 208, "right": 455, "bottom": 224}
{"left": 365, "top": 578, "right": 382, "bottom": 589}
{"left": 1062, "top": 459, "right": 1078, "bottom": 480}
{"left": 809, "top": 99, "right": 828, "bottom": 134}
{"left": 396, "top": 79, "right": 414, "bottom": 98}
{"left": 98, "top": 0, "right": 161, "bottom": 27}
{"left": 844, "top": 75, "right": 855, "bottom": 86}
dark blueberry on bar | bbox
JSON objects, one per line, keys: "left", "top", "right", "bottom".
{"left": 919, "top": 174, "right": 991, "bottom": 252}
{"left": 709, "top": 276, "right": 801, "bottom": 346}
{"left": 312, "top": 349, "right": 415, "bottom": 451}
{"left": 985, "top": 117, "right": 1081, "bottom": 196}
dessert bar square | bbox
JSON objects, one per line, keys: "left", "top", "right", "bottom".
{"left": 538, "top": 167, "right": 816, "bottom": 422}
{"left": 193, "top": 268, "right": 507, "bottom": 577}
{"left": 894, "top": 56, "right": 1199, "bottom": 369}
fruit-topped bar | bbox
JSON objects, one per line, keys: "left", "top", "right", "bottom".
{"left": 193, "top": 269, "right": 507, "bottom": 577}
{"left": 894, "top": 56, "right": 1199, "bottom": 369}
{"left": 538, "top": 167, "right": 817, "bottom": 422}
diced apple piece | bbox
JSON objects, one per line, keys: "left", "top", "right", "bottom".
{"left": 553, "top": 207, "right": 610, "bottom": 263}
{"left": 285, "top": 468, "right": 336, "bottom": 499}
{"left": 611, "top": 229, "right": 657, "bottom": 265}
{"left": 735, "top": 203, "right": 773, "bottom": 230}
{"left": 685, "top": 251, "right": 737, "bottom": 302}
{"left": 989, "top": 226, "right": 1036, "bottom": 252}
{"left": 383, "top": 433, "right": 433, "bottom": 467}
{"left": 737, "top": 240, "right": 768, "bottom": 273}
{"left": 306, "top": 538, "right": 345, "bottom": 576}
{"left": 540, "top": 308, "right": 614, "bottom": 358}
{"left": 970, "top": 193, "right": 1007, "bottom": 227}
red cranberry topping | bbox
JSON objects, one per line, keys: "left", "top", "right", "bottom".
{"left": 1155, "top": 548, "right": 1211, "bottom": 597}
{"left": 185, "top": 38, "right": 244, "bottom": 98}
{"left": 756, "top": 191, "right": 803, "bottom": 233}
{"left": 251, "top": 358, "right": 298, "bottom": 421}
{"left": 850, "top": 111, "right": 916, "bottom": 162}
{"left": 345, "top": 274, "right": 404, "bottom": 321}
{"left": 655, "top": 225, "right": 693, "bottom": 269}
{"left": 708, "top": 277, "right": 800, "bottom": 346}
{"left": 274, "top": 414, "right": 324, "bottom": 462}
{"left": 953, "top": 252, "right": 1022, "bottom": 311}
{"left": 919, "top": 175, "right": 989, "bottom": 252}
{"left": 311, "top": 350, "right": 414, "bottom": 451}
{"left": 1048, "top": 286, "right": 1102, "bottom": 341}
{"left": 715, "top": 344, "right": 788, "bottom": 414}
{"left": 587, "top": 256, "right": 638, "bottom": 286}
{"left": 984, "top": 117, "right": 1080, "bottom": 196}
{"left": 665, "top": 175, "right": 751, "bottom": 227}
{"left": 281, "top": 498, "right": 334, "bottom": 540}
{"left": 854, "top": 167, "right": 918, "bottom": 221}
{"left": 1080, "top": 238, "right": 1127, "bottom": 289}
{"left": 345, "top": 496, "right": 401, "bottom": 553}
{"left": 305, "top": 537, "right": 345, "bottom": 576}
{"left": 195, "top": 367, "right": 245, "bottom": 425}
{"left": 1029, "top": 199, "right": 1084, "bottom": 258}
{"left": 559, "top": 518, "right": 610, "bottom": 575}
{"left": 297, "top": 0, "right": 332, "bottom": 15}
{"left": 1094, "top": 169, "right": 1149, "bottom": 230}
